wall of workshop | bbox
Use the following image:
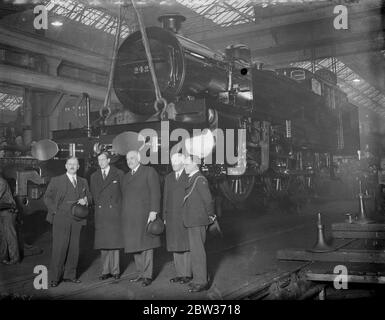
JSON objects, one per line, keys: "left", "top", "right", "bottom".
{"left": 358, "top": 106, "right": 385, "bottom": 158}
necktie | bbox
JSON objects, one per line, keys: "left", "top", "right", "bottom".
{"left": 72, "top": 177, "right": 77, "bottom": 188}
{"left": 102, "top": 170, "right": 106, "bottom": 180}
{"left": 176, "top": 172, "right": 179, "bottom": 180}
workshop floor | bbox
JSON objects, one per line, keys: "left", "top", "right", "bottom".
{"left": 0, "top": 198, "right": 375, "bottom": 300}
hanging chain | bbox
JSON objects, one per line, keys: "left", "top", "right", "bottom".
{"left": 131, "top": 0, "right": 168, "bottom": 119}
{"left": 100, "top": 4, "right": 123, "bottom": 120}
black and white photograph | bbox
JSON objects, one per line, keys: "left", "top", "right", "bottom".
{"left": 0, "top": 0, "right": 384, "bottom": 307}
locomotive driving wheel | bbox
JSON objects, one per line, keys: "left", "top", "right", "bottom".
{"left": 219, "top": 175, "right": 255, "bottom": 204}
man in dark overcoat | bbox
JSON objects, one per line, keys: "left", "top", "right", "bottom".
{"left": 121, "top": 150, "right": 161, "bottom": 287}
{"left": 182, "top": 155, "right": 216, "bottom": 293}
{"left": 163, "top": 153, "right": 192, "bottom": 284}
{"left": 90, "top": 152, "right": 124, "bottom": 280}
{"left": 0, "top": 175, "right": 19, "bottom": 264}
{"left": 44, "top": 157, "right": 91, "bottom": 287}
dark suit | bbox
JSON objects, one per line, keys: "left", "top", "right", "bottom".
{"left": 182, "top": 171, "right": 214, "bottom": 285}
{"left": 121, "top": 165, "right": 161, "bottom": 279}
{"left": 90, "top": 166, "right": 124, "bottom": 276}
{"left": 163, "top": 170, "right": 191, "bottom": 278}
{"left": 44, "top": 174, "right": 91, "bottom": 282}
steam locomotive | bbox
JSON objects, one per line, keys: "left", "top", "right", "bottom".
{"left": 1, "top": 14, "right": 360, "bottom": 217}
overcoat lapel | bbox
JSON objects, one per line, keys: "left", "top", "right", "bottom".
{"left": 126, "top": 165, "right": 143, "bottom": 184}
{"left": 99, "top": 167, "right": 115, "bottom": 194}
{"left": 171, "top": 171, "right": 187, "bottom": 190}
{"left": 186, "top": 171, "right": 199, "bottom": 189}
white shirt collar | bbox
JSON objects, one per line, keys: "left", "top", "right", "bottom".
{"left": 66, "top": 172, "right": 77, "bottom": 181}
{"left": 102, "top": 166, "right": 110, "bottom": 176}
{"left": 175, "top": 168, "right": 184, "bottom": 178}
{"left": 189, "top": 169, "right": 199, "bottom": 177}
{"left": 132, "top": 164, "right": 140, "bottom": 174}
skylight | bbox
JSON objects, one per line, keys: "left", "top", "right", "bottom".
{"left": 176, "top": 0, "right": 254, "bottom": 27}
{"left": 44, "top": 0, "right": 133, "bottom": 38}
{"left": 176, "top": 0, "right": 329, "bottom": 27}
{"left": 0, "top": 93, "right": 23, "bottom": 112}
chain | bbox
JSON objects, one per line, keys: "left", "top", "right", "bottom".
{"left": 131, "top": 0, "right": 168, "bottom": 118}
{"left": 100, "top": 4, "right": 123, "bottom": 120}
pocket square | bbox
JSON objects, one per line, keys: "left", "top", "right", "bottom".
{"left": 113, "top": 180, "right": 118, "bottom": 183}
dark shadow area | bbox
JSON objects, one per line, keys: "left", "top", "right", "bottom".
{"left": 18, "top": 210, "right": 49, "bottom": 260}
{"left": 20, "top": 211, "right": 49, "bottom": 244}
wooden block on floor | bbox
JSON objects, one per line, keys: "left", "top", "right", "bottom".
{"left": 332, "top": 230, "right": 385, "bottom": 239}
{"left": 306, "top": 272, "right": 385, "bottom": 284}
{"left": 277, "top": 248, "right": 385, "bottom": 264}
{"left": 332, "top": 222, "right": 385, "bottom": 232}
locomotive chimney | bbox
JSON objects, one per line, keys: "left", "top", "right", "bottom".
{"left": 158, "top": 13, "right": 186, "bottom": 33}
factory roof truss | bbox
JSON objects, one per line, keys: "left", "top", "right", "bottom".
{"left": 44, "top": 0, "right": 133, "bottom": 37}
{"left": 0, "top": 92, "right": 23, "bottom": 112}
{"left": 292, "top": 58, "right": 385, "bottom": 117}
{"left": 176, "top": 0, "right": 330, "bottom": 27}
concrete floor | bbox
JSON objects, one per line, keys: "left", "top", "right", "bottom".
{"left": 0, "top": 198, "right": 368, "bottom": 300}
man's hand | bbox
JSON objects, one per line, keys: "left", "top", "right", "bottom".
{"left": 147, "top": 211, "right": 157, "bottom": 224}
{"left": 77, "top": 197, "right": 87, "bottom": 206}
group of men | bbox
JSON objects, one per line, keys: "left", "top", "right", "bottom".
{"left": 43, "top": 150, "right": 215, "bottom": 293}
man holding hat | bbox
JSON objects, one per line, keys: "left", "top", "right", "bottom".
{"left": 90, "top": 151, "right": 124, "bottom": 281}
{"left": 44, "top": 157, "right": 91, "bottom": 287}
{"left": 121, "top": 150, "right": 161, "bottom": 287}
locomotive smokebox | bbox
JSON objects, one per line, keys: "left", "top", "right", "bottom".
{"left": 158, "top": 13, "right": 186, "bottom": 33}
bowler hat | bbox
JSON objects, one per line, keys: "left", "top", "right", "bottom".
{"left": 71, "top": 203, "right": 89, "bottom": 221}
{"left": 146, "top": 217, "right": 164, "bottom": 236}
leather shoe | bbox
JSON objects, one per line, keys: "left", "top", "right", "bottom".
{"left": 141, "top": 278, "right": 152, "bottom": 287}
{"left": 170, "top": 277, "right": 183, "bottom": 283}
{"left": 113, "top": 274, "right": 120, "bottom": 280}
{"left": 63, "top": 278, "right": 81, "bottom": 284}
{"left": 99, "top": 274, "right": 112, "bottom": 281}
{"left": 188, "top": 283, "right": 209, "bottom": 293}
{"left": 180, "top": 277, "right": 192, "bottom": 284}
{"left": 129, "top": 276, "right": 143, "bottom": 283}
{"left": 50, "top": 281, "right": 59, "bottom": 287}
